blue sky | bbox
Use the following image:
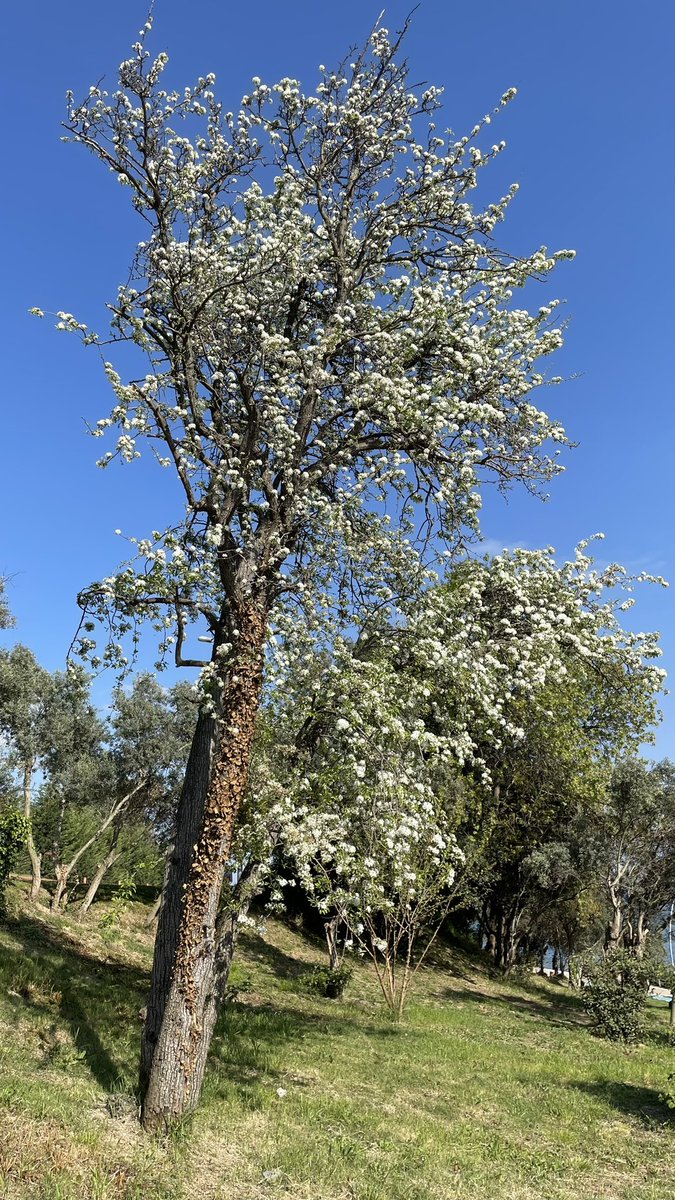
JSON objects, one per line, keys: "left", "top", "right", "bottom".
{"left": 2, "top": 0, "right": 674, "bottom": 749}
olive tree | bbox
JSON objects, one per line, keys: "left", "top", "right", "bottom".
{"left": 51, "top": 18, "right": 576, "bottom": 1127}
{"left": 600, "top": 759, "right": 675, "bottom": 958}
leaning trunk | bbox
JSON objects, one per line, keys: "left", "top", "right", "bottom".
{"left": 77, "top": 827, "right": 122, "bottom": 919}
{"left": 23, "top": 761, "right": 41, "bottom": 901}
{"left": 145, "top": 892, "right": 162, "bottom": 929}
{"left": 139, "top": 711, "right": 216, "bottom": 1096}
{"left": 141, "top": 598, "right": 268, "bottom": 1131}
{"left": 51, "top": 864, "right": 70, "bottom": 912}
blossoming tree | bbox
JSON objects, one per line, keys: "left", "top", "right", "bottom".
{"left": 264, "top": 542, "right": 664, "bottom": 1009}
{"left": 56, "top": 19, "right": 576, "bottom": 1126}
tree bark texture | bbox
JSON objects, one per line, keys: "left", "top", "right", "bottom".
{"left": 139, "top": 711, "right": 216, "bottom": 1096}
{"left": 141, "top": 599, "right": 268, "bottom": 1130}
{"left": 145, "top": 892, "right": 162, "bottom": 929}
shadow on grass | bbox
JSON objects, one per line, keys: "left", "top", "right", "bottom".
{"left": 1, "top": 911, "right": 150, "bottom": 1092}
{"left": 239, "top": 928, "right": 322, "bottom": 983}
{"left": 570, "top": 1080, "right": 671, "bottom": 1126}
{"left": 440, "top": 982, "right": 588, "bottom": 1031}
{"left": 1, "top": 911, "right": 396, "bottom": 1107}
{"left": 207, "top": 995, "right": 405, "bottom": 1109}
{"left": 645, "top": 1025, "right": 675, "bottom": 1049}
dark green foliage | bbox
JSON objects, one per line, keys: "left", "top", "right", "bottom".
{"left": 0, "top": 808, "right": 30, "bottom": 914}
{"left": 581, "top": 951, "right": 650, "bottom": 1042}
{"left": 299, "top": 964, "right": 353, "bottom": 999}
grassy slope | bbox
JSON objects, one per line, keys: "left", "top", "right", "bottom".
{"left": 0, "top": 889, "right": 673, "bottom": 1200}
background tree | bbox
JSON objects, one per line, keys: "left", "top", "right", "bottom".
{"left": 597, "top": 759, "right": 675, "bottom": 958}
{"left": 0, "top": 579, "right": 14, "bottom": 632}
{"left": 242, "top": 544, "right": 665, "bottom": 1001}
{"left": 46, "top": 673, "right": 195, "bottom": 913}
{"left": 0, "top": 646, "right": 52, "bottom": 899}
{"left": 35, "top": 666, "right": 108, "bottom": 907}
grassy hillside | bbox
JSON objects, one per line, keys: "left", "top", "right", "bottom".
{"left": 0, "top": 887, "right": 674, "bottom": 1200}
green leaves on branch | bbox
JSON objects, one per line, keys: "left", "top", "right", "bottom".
{"left": 0, "top": 809, "right": 30, "bottom": 915}
{"left": 581, "top": 951, "right": 651, "bottom": 1043}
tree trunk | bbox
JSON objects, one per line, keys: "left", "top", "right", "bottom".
{"left": 51, "top": 864, "right": 70, "bottom": 912}
{"left": 77, "top": 827, "right": 121, "bottom": 919}
{"left": 140, "top": 598, "right": 268, "bottom": 1132}
{"left": 54, "top": 791, "right": 67, "bottom": 869}
{"left": 604, "top": 880, "right": 623, "bottom": 956}
{"left": 139, "top": 711, "right": 216, "bottom": 1097}
{"left": 497, "top": 910, "right": 522, "bottom": 975}
{"left": 145, "top": 892, "right": 162, "bottom": 929}
{"left": 23, "top": 761, "right": 41, "bottom": 901}
{"left": 632, "top": 911, "right": 649, "bottom": 958}
{"left": 324, "top": 915, "right": 344, "bottom": 971}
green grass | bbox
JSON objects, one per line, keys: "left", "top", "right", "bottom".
{"left": 0, "top": 885, "right": 674, "bottom": 1199}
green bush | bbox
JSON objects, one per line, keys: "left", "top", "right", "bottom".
{"left": 581, "top": 951, "right": 650, "bottom": 1042}
{"left": 299, "top": 964, "right": 353, "bottom": 999}
{"left": 0, "top": 808, "right": 30, "bottom": 916}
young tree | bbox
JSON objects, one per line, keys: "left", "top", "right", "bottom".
{"left": 246, "top": 544, "right": 665, "bottom": 1001}
{"left": 50, "top": 673, "right": 194, "bottom": 913}
{"left": 57, "top": 20, "right": 577, "bottom": 1126}
{"left": 39, "top": 666, "right": 109, "bottom": 908}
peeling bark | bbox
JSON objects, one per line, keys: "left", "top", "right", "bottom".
{"left": 139, "top": 709, "right": 215, "bottom": 1097}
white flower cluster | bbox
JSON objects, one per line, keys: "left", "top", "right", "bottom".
{"left": 61, "top": 25, "right": 579, "bottom": 676}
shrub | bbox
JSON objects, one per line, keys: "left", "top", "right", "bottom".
{"left": 0, "top": 809, "right": 30, "bottom": 916}
{"left": 581, "top": 951, "right": 650, "bottom": 1042}
{"left": 299, "top": 964, "right": 353, "bottom": 999}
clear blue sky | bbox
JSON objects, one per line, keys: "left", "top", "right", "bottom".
{"left": 2, "top": 1, "right": 674, "bottom": 749}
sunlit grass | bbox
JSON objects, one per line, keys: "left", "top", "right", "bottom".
{"left": 0, "top": 884, "right": 673, "bottom": 1198}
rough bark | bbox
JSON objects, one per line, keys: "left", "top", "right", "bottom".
{"left": 141, "top": 597, "right": 268, "bottom": 1131}
{"left": 139, "top": 710, "right": 216, "bottom": 1097}
{"left": 77, "top": 827, "right": 122, "bottom": 919}
{"left": 145, "top": 892, "right": 162, "bottom": 929}
{"left": 23, "top": 761, "right": 41, "bottom": 901}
